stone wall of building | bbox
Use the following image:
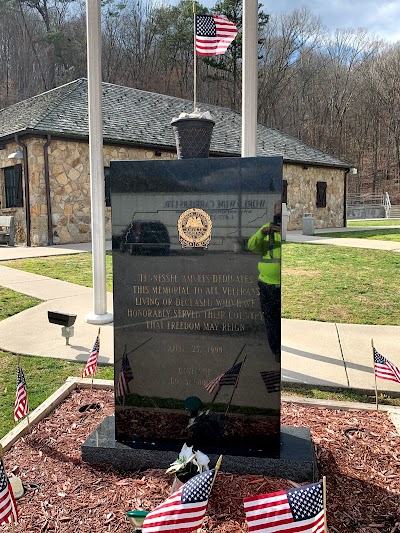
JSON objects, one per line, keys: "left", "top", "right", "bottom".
{"left": 284, "top": 164, "right": 345, "bottom": 230}
{"left": 1, "top": 136, "right": 345, "bottom": 246}
{"left": 29, "top": 138, "right": 49, "bottom": 245}
{"left": 47, "top": 140, "right": 175, "bottom": 245}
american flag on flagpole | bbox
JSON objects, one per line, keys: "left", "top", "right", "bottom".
{"left": 81, "top": 334, "right": 100, "bottom": 378}
{"left": 116, "top": 349, "right": 134, "bottom": 398}
{"left": 243, "top": 482, "right": 325, "bottom": 533}
{"left": 0, "top": 457, "right": 18, "bottom": 526}
{"left": 374, "top": 347, "right": 400, "bottom": 383}
{"left": 14, "top": 364, "right": 29, "bottom": 422}
{"left": 142, "top": 469, "right": 215, "bottom": 533}
{"left": 260, "top": 371, "right": 281, "bottom": 393}
{"left": 205, "top": 361, "right": 243, "bottom": 394}
{"left": 195, "top": 14, "right": 238, "bottom": 56}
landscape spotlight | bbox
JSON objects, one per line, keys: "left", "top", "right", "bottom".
{"left": 48, "top": 311, "right": 77, "bottom": 345}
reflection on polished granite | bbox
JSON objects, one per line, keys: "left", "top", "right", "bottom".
{"left": 110, "top": 157, "right": 283, "bottom": 453}
{"left": 82, "top": 416, "right": 318, "bottom": 482}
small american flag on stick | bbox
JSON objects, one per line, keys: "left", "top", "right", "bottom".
{"left": 116, "top": 348, "right": 134, "bottom": 398}
{"left": 373, "top": 347, "right": 400, "bottom": 383}
{"left": 205, "top": 361, "right": 243, "bottom": 394}
{"left": 195, "top": 14, "right": 237, "bottom": 57}
{"left": 0, "top": 457, "right": 18, "bottom": 526}
{"left": 81, "top": 332, "right": 100, "bottom": 378}
{"left": 260, "top": 371, "right": 281, "bottom": 393}
{"left": 243, "top": 481, "right": 325, "bottom": 533}
{"left": 14, "top": 364, "right": 29, "bottom": 422}
{"left": 142, "top": 469, "right": 216, "bottom": 532}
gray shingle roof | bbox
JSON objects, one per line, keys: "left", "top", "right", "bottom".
{"left": 0, "top": 78, "right": 351, "bottom": 168}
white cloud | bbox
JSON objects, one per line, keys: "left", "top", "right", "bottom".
{"left": 197, "top": 0, "right": 400, "bottom": 43}
{"left": 262, "top": 0, "right": 400, "bottom": 43}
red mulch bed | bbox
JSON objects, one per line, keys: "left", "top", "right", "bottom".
{"left": 2, "top": 389, "right": 400, "bottom": 533}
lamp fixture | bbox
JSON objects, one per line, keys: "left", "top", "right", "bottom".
{"left": 8, "top": 150, "right": 24, "bottom": 160}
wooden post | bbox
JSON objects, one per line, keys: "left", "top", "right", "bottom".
{"left": 371, "top": 338, "right": 379, "bottom": 411}
{"left": 323, "top": 476, "right": 327, "bottom": 533}
{"left": 0, "top": 445, "right": 16, "bottom": 532}
{"left": 91, "top": 327, "right": 101, "bottom": 390}
{"left": 211, "top": 455, "right": 223, "bottom": 489}
{"left": 194, "top": 455, "right": 222, "bottom": 533}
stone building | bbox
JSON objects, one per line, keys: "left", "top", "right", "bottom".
{"left": 0, "top": 79, "right": 351, "bottom": 246}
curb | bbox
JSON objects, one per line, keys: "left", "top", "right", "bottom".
{"left": 0, "top": 377, "right": 113, "bottom": 453}
{"left": 1, "top": 379, "right": 399, "bottom": 453}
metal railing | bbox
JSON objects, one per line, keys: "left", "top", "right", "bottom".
{"left": 347, "top": 192, "right": 386, "bottom": 206}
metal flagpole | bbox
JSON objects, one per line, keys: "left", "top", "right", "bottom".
{"left": 241, "top": 0, "right": 258, "bottom": 157}
{"left": 193, "top": 2, "right": 197, "bottom": 111}
{"left": 85, "top": 0, "right": 113, "bottom": 325}
{"left": 371, "top": 338, "right": 379, "bottom": 411}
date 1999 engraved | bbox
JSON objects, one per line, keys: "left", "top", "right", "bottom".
{"left": 167, "top": 344, "right": 223, "bottom": 354}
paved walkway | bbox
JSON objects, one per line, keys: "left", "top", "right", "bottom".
{"left": 287, "top": 228, "right": 400, "bottom": 252}
{"left": 1, "top": 230, "right": 400, "bottom": 395}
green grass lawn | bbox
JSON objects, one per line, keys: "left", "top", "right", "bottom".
{"left": 1, "top": 261, "right": 399, "bottom": 439}
{"left": 317, "top": 228, "right": 400, "bottom": 241}
{"left": 0, "top": 288, "right": 113, "bottom": 439}
{"left": 0, "top": 287, "right": 41, "bottom": 320}
{"left": 0, "top": 351, "right": 113, "bottom": 438}
{"left": 2, "top": 252, "right": 113, "bottom": 292}
{"left": 282, "top": 243, "right": 400, "bottom": 324}
{"left": 3, "top": 245, "right": 400, "bottom": 325}
{"left": 282, "top": 386, "right": 400, "bottom": 406}
{"left": 348, "top": 219, "right": 400, "bottom": 226}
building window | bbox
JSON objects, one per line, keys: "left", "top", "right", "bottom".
{"left": 104, "top": 167, "right": 111, "bottom": 207}
{"left": 4, "top": 165, "right": 23, "bottom": 208}
{"left": 316, "top": 181, "right": 327, "bottom": 208}
{"left": 282, "top": 179, "right": 288, "bottom": 204}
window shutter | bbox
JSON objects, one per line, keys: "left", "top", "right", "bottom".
{"left": 316, "top": 181, "right": 327, "bottom": 208}
{"left": 282, "top": 179, "right": 288, "bottom": 204}
{"left": 104, "top": 167, "right": 111, "bottom": 207}
{"left": 15, "top": 164, "right": 23, "bottom": 207}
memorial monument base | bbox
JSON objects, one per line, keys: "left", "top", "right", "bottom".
{"left": 81, "top": 416, "right": 318, "bottom": 483}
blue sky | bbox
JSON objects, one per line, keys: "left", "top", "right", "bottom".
{"left": 196, "top": 0, "right": 400, "bottom": 43}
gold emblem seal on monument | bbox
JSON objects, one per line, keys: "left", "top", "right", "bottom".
{"left": 177, "top": 208, "right": 212, "bottom": 249}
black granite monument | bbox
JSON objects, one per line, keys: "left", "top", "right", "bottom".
{"left": 82, "top": 157, "right": 317, "bottom": 481}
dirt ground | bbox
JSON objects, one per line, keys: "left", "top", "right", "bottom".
{"left": 2, "top": 388, "right": 400, "bottom": 533}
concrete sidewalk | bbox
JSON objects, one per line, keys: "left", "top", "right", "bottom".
{"left": 0, "top": 240, "right": 112, "bottom": 260}
{"left": 286, "top": 228, "right": 400, "bottom": 251}
{"left": 1, "top": 229, "right": 400, "bottom": 395}
{"left": 1, "top": 263, "right": 400, "bottom": 395}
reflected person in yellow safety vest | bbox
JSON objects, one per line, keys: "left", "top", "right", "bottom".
{"left": 247, "top": 201, "right": 281, "bottom": 362}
